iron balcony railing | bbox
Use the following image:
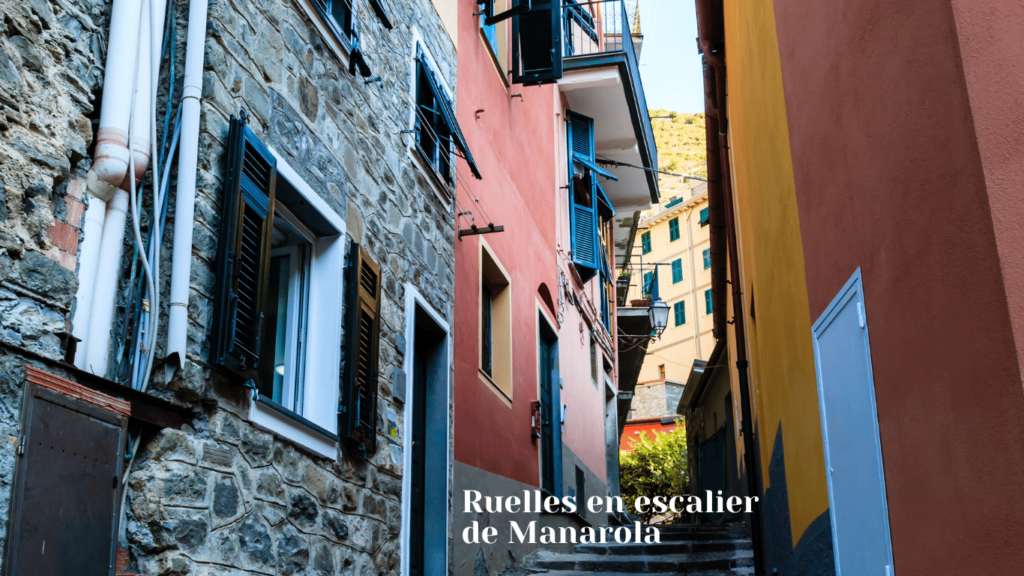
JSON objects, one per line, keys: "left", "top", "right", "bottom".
{"left": 561, "top": 0, "right": 657, "bottom": 195}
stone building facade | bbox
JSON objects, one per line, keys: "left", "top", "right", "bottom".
{"left": 0, "top": 0, "right": 459, "bottom": 573}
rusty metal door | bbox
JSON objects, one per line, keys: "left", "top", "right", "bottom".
{"left": 5, "top": 385, "right": 126, "bottom": 576}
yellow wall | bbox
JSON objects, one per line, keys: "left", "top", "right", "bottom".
{"left": 722, "top": 0, "right": 830, "bottom": 546}
{"left": 629, "top": 183, "right": 715, "bottom": 386}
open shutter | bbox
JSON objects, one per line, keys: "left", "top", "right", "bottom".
{"left": 511, "top": 0, "right": 562, "bottom": 85}
{"left": 341, "top": 243, "right": 382, "bottom": 455}
{"left": 211, "top": 116, "right": 276, "bottom": 382}
{"left": 570, "top": 174, "right": 599, "bottom": 282}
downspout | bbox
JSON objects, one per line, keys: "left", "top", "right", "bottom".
{"left": 683, "top": 205, "right": 701, "bottom": 358}
{"left": 165, "top": 0, "right": 210, "bottom": 373}
{"left": 696, "top": 0, "right": 764, "bottom": 573}
{"left": 73, "top": 0, "right": 144, "bottom": 369}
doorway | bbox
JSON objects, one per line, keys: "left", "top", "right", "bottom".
{"left": 403, "top": 295, "right": 450, "bottom": 576}
{"left": 812, "top": 269, "right": 894, "bottom": 576}
{"left": 538, "top": 310, "right": 562, "bottom": 497}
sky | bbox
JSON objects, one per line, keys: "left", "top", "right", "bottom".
{"left": 636, "top": 0, "right": 705, "bottom": 114}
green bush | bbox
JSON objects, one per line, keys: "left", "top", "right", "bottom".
{"left": 619, "top": 421, "right": 690, "bottom": 523}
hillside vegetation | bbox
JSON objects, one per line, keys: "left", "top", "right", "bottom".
{"left": 649, "top": 109, "right": 707, "bottom": 189}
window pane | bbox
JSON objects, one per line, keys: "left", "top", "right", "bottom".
{"left": 481, "top": 284, "right": 493, "bottom": 376}
{"left": 329, "top": 0, "right": 351, "bottom": 38}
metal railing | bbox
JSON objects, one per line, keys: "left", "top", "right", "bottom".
{"left": 561, "top": 0, "right": 657, "bottom": 195}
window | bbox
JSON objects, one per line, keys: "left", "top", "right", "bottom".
{"left": 480, "top": 240, "right": 512, "bottom": 399}
{"left": 703, "top": 248, "right": 711, "bottom": 270}
{"left": 481, "top": 0, "right": 508, "bottom": 76}
{"left": 642, "top": 270, "right": 656, "bottom": 300}
{"left": 481, "top": 284, "right": 493, "bottom": 377}
{"left": 567, "top": 112, "right": 616, "bottom": 283}
{"left": 669, "top": 217, "right": 680, "bottom": 242}
{"left": 658, "top": 364, "right": 666, "bottom": 380}
{"left": 641, "top": 231, "right": 652, "bottom": 254}
{"left": 413, "top": 45, "right": 481, "bottom": 189}
{"left": 705, "top": 289, "right": 713, "bottom": 315}
{"left": 311, "top": 0, "right": 353, "bottom": 46}
{"left": 671, "top": 259, "right": 683, "bottom": 284}
{"left": 590, "top": 336, "right": 599, "bottom": 385}
{"left": 256, "top": 206, "right": 313, "bottom": 409}
{"left": 699, "top": 207, "right": 710, "bottom": 227}
{"left": 674, "top": 301, "right": 686, "bottom": 326}
{"left": 212, "top": 116, "right": 348, "bottom": 458}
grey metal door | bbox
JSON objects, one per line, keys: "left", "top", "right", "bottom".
{"left": 5, "top": 385, "right": 126, "bottom": 576}
{"left": 812, "top": 269, "right": 894, "bottom": 576}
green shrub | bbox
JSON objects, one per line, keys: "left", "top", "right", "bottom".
{"left": 619, "top": 421, "right": 690, "bottom": 523}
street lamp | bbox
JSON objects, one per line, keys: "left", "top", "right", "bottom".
{"left": 649, "top": 297, "right": 670, "bottom": 338}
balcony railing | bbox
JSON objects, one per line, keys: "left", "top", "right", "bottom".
{"left": 561, "top": 0, "right": 657, "bottom": 195}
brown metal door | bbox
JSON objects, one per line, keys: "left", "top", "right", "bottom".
{"left": 5, "top": 385, "right": 126, "bottom": 576}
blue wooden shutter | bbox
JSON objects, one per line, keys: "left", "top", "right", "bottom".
{"left": 570, "top": 186, "right": 598, "bottom": 280}
{"left": 512, "top": 0, "right": 562, "bottom": 85}
{"left": 211, "top": 116, "right": 277, "bottom": 380}
{"left": 341, "top": 242, "right": 382, "bottom": 455}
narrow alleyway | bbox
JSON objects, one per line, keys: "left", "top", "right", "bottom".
{"left": 526, "top": 523, "right": 753, "bottom": 575}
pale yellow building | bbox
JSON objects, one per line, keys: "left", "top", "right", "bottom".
{"left": 623, "top": 180, "right": 714, "bottom": 418}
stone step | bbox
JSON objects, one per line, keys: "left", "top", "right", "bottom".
{"left": 576, "top": 538, "right": 753, "bottom": 556}
{"left": 532, "top": 549, "right": 755, "bottom": 573}
{"left": 532, "top": 565, "right": 757, "bottom": 573}
{"left": 654, "top": 528, "right": 749, "bottom": 542}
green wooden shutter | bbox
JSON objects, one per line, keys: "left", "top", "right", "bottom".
{"left": 641, "top": 231, "right": 651, "bottom": 254}
{"left": 705, "top": 289, "right": 713, "bottom": 315}
{"left": 211, "top": 116, "right": 277, "bottom": 381}
{"left": 512, "top": 0, "right": 562, "bottom": 86}
{"left": 669, "top": 218, "right": 680, "bottom": 242}
{"left": 703, "top": 248, "right": 711, "bottom": 270}
{"left": 674, "top": 301, "right": 686, "bottom": 326}
{"left": 672, "top": 259, "right": 683, "bottom": 284}
{"left": 699, "top": 207, "right": 710, "bottom": 227}
{"left": 341, "top": 243, "right": 382, "bottom": 455}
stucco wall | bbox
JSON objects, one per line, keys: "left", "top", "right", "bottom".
{"left": 718, "top": 0, "right": 832, "bottom": 569}
{"left": 770, "top": 0, "right": 1024, "bottom": 572}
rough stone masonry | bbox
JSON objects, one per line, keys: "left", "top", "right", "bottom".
{"left": 0, "top": 0, "right": 459, "bottom": 572}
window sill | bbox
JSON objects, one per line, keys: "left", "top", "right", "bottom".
{"left": 478, "top": 29, "right": 510, "bottom": 89}
{"left": 478, "top": 368, "right": 513, "bottom": 407}
{"left": 298, "top": 0, "right": 352, "bottom": 69}
{"left": 249, "top": 395, "right": 338, "bottom": 459}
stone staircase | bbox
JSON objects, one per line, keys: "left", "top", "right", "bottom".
{"left": 525, "top": 523, "right": 754, "bottom": 575}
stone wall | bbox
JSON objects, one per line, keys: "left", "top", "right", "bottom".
{"left": 0, "top": 0, "right": 107, "bottom": 565}
{"left": 0, "top": 0, "right": 459, "bottom": 572}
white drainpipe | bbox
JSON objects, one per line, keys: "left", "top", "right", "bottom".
{"left": 84, "top": 189, "right": 130, "bottom": 376}
{"left": 88, "top": 0, "right": 144, "bottom": 199}
{"left": 71, "top": 197, "right": 106, "bottom": 369}
{"left": 165, "top": 0, "right": 210, "bottom": 371}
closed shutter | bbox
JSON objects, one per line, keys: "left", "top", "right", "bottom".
{"left": 211, "top": 116, "right": 277, "bottom": 381}
{"left": 703, "top": 248, "right": 711, "bottom": 270}
{"left": 512, "top": 0, "right": 563, "bottom": 85}
{"left": 705, "top": 289, "right": 713, "bottom": 315}
{"left": 669, "top": 218, "right": 680, "bottom": 241}
{"left": 672, "top": 259, "right": 683, "bottom": 284}
{"left": 699, "top": 207, "right": 710, "bottom": 227}
{"left": 341, "top": 243, "right": 382, "bottom": 455}
{"left": 641, "top": 231, "right": 651, "bottom": 254}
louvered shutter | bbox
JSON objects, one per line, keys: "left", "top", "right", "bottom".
{"left": 570, "top": 175, "right": 599, "bottom": 282}
{"left": 341, "top": 243, "right": 382, "bottom": 455}
{"left": 211, "top": 117, "right": 276, "bottom": 380}
{"left": 511, "top": 0, "right": 562, "bottom": 85}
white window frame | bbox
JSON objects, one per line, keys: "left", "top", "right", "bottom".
{"left": 297, "top": 0, "right": 354, "bottom": 70}
{"left": 248, "top": 147, "right": 347, "bottom": 459}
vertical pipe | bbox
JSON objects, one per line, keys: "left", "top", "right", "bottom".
{"left": 84, "top": 190, "right": 130, "bottom": 376}
{"left": 89, "top": 0, "right": 144, "bottom": 197}
{"left": 71, "top": 197, "right": 106, "bottom": 368}
{"left": 166, "top": 0, "right": 210, "bottom": 371}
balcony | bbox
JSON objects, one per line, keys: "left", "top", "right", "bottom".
{"left": 558, "top": 0, "right": 659, "bottom": 213}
